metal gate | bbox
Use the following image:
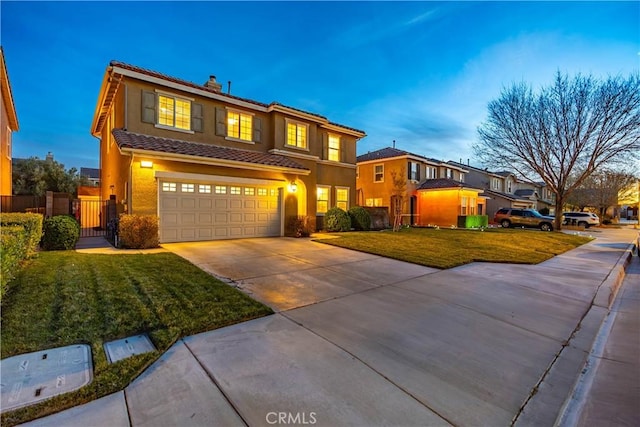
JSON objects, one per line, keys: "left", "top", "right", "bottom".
{"left": 74, "top": 199, "right": 114, "bottom": 238}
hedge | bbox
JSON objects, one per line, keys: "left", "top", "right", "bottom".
{"left": 0, "top": 212, "right": 43, "bottom": 257}
{"left": 0, "top": 226, "right": 28, "bottom": 299}
{"left": 324, "top": 207, "right": 351, "bottom": 232}
{"left": 118, "top": 214, "right": 159, "bottom": 249}
{"left": 348, "top": 206, "right": 371, "bottom": 231}
{"left": 41, "top": 215, "right": 80, "bottom": 251}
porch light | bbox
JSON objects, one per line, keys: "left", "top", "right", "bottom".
{"left": 288, "top": 181, "right": 298, "bottom": 193}
{"left": 140, "top": 160, "right": 153, "bottom": 168}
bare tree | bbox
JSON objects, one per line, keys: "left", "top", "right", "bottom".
{"left": 389, "top": 168, "right": 406, "bottom": 232}
{"left": 566, "top": 169, "right": 638, "bottom": 217}
{"left": 474, "top": 72, "right": 640, "bottom": 230}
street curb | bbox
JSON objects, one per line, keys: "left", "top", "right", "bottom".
{"left": 554, "top": 241, "right": 637, "bottom": 427}
{"left": 592, "top": 242, "right": 635, "bottom": 309}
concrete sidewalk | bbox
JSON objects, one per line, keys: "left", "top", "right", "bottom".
{"left": 21, "top": 228, "right": 638, "bottom": 427}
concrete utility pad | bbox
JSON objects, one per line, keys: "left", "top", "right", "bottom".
{"left": 104, "top": 334, "right": 155, "bottom": 363}
{"left": 1, "top": 344, "right": 92, "bottom": 412}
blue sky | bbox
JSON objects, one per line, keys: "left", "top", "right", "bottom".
{"left": 2, "top": 1, "right": 638, "bottom": 170}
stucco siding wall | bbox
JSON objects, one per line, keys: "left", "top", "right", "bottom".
{"left": 0, "top": 101, "right": 11, "bottom": 195}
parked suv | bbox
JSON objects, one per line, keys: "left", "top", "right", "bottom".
{"left": 494, "top": 208, "right": 554, "bottom": 231}
{"left": 562, "top": 212, "right": 600, "bottom": 228}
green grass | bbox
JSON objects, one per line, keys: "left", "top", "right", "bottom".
{"left": 315, "top": 227, "right": 592, "bottom": 269}
{"left": 1, "top": 251, "right": 272, "bottom": 426}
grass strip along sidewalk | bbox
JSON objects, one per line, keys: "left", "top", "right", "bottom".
{"left": 1, "top": 251, "right": 272, "bottom": 426}
{"left": 315, "top": 228, "right": 592, "bottom": 269}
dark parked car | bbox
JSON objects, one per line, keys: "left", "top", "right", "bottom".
{"left": 494, "top": 208, "right": 554, "bottom": 231}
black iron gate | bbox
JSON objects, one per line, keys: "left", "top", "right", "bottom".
{"left": 74, "top": 199, "right": 115, "bottom": 238}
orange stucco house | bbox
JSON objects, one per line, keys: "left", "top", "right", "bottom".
{"left": 356, "top": 147, "right": 486, "bottom": 227}
{"left": 0, "top": 47, "right": 19, "bottom": 196}
{"left": 91, "top": 61, "right": 365, "bottom": 242}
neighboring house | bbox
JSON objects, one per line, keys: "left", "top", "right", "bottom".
{"left": 0, "top": 47, "right": 19, "bottom": 196}
{"left": 80, "top": 167, "right": 100, "bottom": 187}
{"left": 447, "top": 161, "right": 555, "bottom": 219}
{"left": 91, "top": 61, "right": 365, "bottom": 242}
{"left": 356, "top": 147, "right": 485, "bottom": 227}
{"left": 619, "top": 179, "right": 639, "bottom": 220}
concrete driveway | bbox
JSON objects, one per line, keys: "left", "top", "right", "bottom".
{"left": 26, "top": 229, "right": 637, "bottom": 427}
{"left": 162, "top": 237, "right": 439, "bottom": 311}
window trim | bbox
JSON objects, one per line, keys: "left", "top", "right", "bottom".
{"left": 335, "top": 186, "right": 349, "bottom": 211}
{"left": 328, "top": 133, "right": 341, "bottom": 162}
{"left": 316, "top": 185, "right": 331, "bottom": 215}
{"left": 154, "top": 90, "right": 195, "bottom": 134}
{"left": 285, "top": 119, "right": 310, "bottom": 151}
{"left": 225, "top": 107, "right": 255, "bottom": 144}
{"left": 374, "top": 164, "right": 384, "bottom": 183}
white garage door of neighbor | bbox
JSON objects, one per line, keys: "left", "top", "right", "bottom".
{"left": 158, "top": 180, "right": 282, "bottom": 243}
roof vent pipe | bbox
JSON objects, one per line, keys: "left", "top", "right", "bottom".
{"left": 227, "top": 81, "right": 231, "bottom": 94}
{"left": 392, "top": 139, "right": 396, "bottom": 149}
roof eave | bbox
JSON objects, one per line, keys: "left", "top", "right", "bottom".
{"left": 119, "top": 147, "right": 311, "bottom": 175}
{"left": 0, "top": 50, "right": 19, "bottom": 131}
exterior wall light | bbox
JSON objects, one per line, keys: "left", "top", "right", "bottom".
{"left": 288, "top": 182, "right": 298, "bottom": 193}
{"left": 140, "top": 160, "right": 153, "bottom": 168}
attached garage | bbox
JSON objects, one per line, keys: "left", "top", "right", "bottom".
{"left": 158, "top": 176, "right": 283, "bottom": 243}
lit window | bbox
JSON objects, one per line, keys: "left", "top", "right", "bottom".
{"left": 215, "top": 185, "right": 227, "bottom": 194}
{"left": 336, "top": 188, "right": 349, "bottom": 211}
{"left": 158, "top": 95, "right": 191, "bottom": 130}
{"left": 227, "top": 111, "right": 253, "bottom": 141}
{"left": 181, "top": 183, "right": 195, "bottom": 193}
{"left": 199, "top": 185, "right": 211, "bottom": 193}
{"left": 244, "top": 187, "right": 255, "bottom": 196}
{"left": 257, "top": 188, "right": 267, "bottom": 196}
{"left": 328, "top": 135, "right": 340, "bottom": 161}
{"left": 287, "top": 122, "right": 307, "bottom": 149}
{"left": 365, "top": 198, "right": 383, "bottom": 207}
{"left": 374, "top": 164, "right": 384, "bottom": 182}
{"left": 461, "top": 197, "right": 468, "bottom": 215}
{"left": 470, "top": 198, "right": 476, "bottom": 215}
{"left": 162, "top": 182, "right": 177, "bottom": 192}
{"left": 230, "top": 186, "right": 241, "bottom": 195}
{"left": 270, "top": 188, "right": 277, "bottom": 196}
{"left": 317, "top": 186, "right": 330, "bottom": 214}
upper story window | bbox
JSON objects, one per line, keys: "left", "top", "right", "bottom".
{"left": 445, "top": 168, "right": 453, "bottom": 179}
{"left": 492, "top": 178, "right": 500, "bottom": 190}
{"left": 374, "top": 164, "right": 384, "bottom": 183}
{"left": 328, "top": 134, "right": 341, "bottom": 162}
{"left": 459, "top": 173, "right": 464, "bottom": 182}
{"left": 159, "top": 95, "right": 191, "bottom": 130}
{"left": 426, "top": 166, "right": 437, "bottom": 179}
{"left": 142, "top": 90, "right": 202, "bottom": 133}
{"left": 287, "top": 121, "right": 307, "bottom": 149}
{"left": 227, "top": 111, "right": 253, "bottom": 142}
{"left": 408, "top": 161, "right": 420, "bottom": 181}
{"left": 507, "top": 180, "right": 512, "bottom": 193}
{"left": 215, "top": 107, "right": 261, "bottom": 143}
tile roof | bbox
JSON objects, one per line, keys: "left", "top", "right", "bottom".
{"left": 417, "top": 178, "right": 482, "bottom": 191}
{"left": 357, "top": 147, "right": 440, "bottom": 163}
{"left": 483, "top": 189, "right": 531, "bottom": 202}
{"left": 514, "top": 189, "right": 537, "bottom": 197}
{"left": 112, "top": 129, "right": 309, "bottom": 171}
{"left": 109, "top": 61, "right": 364, "bottom": 135}
{"left": 80, "top": 167, "right": 100, "bottom": 179}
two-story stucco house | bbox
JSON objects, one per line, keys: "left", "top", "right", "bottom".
{"left": 91, "top": 61, "right": 365, "bottom": 242}
{"left": 0, "top": 47, "right": 19, "bottom": 196}
{"left": 356, "top": 147, "right": 486, "bottom": 227}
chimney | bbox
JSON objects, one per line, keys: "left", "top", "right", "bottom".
{"left": 205, "top": 75, "right": 222, "bottom": 92}
{"left": 45, "top": 152, "right": 54, "bottom": 162}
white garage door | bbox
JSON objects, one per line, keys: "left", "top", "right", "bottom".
{"left": 158, "top": 180, "right": 282, "bottom": 243}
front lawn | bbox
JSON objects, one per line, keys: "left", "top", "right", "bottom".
{"left": 1, "top": 251, "right": 272, "bottom": 426}
{"left": 315, "top": 228, "right": 591, "bottom": 269}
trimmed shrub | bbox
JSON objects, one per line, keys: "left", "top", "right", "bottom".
{"left": 1, "top": 226, "right": 29, "bottom": 298}
{"left": 348, "top": 206, "right": 371, "bottom": 231}
{"left": 324, "top": 207, "right": 351, "bottom": 232}
{"left": 41, "top": 215, "right": 80, "bottom": 251}
{"left": 0, "top": 212, "right": 43, "bottom": 257}
{"left": 118, "top": 214, "right": 159, "bottom": 249}
{"left": 286, "top": 215, "right": 313, "bottom": 237}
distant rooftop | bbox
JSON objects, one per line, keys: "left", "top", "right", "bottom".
{"left": 357, "top": 147, "right": 441, "bottom": 164}
{"left": 80, "top": 167, "right": 100, "bottom": 179}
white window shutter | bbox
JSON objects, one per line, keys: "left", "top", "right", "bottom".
{"left": 191, "top": 103, "right": 203, "bottom": 132}
{"left": 253, "top": 117, "right": 262, "bottom": 143}
{"left": 215, "top": 107, "right": 226, "bottom": 136}
{"left": 141, "top": 91, "right": 156, "bottom": 123}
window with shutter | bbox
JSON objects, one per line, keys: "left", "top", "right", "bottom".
{"left": 328, "top": 134, "right": 340, "bottom": 162}
{"left": 286, "top": 120, "right": 308, "bottom": 149}
{"left": 226, "top": 109, "right": 253, "bottom": 142}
